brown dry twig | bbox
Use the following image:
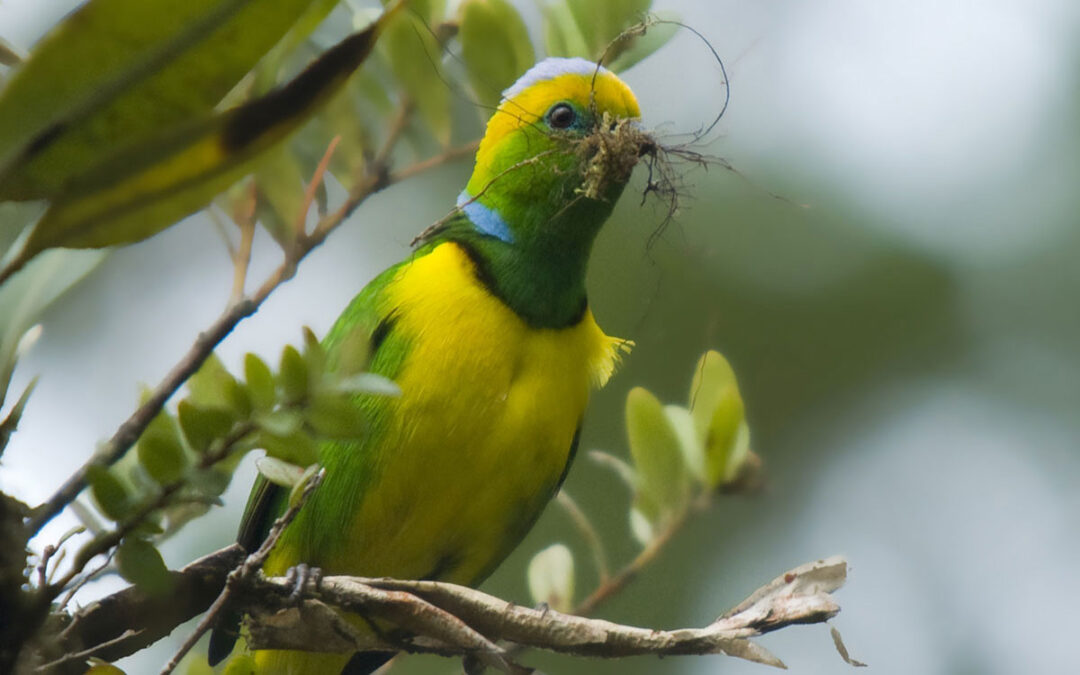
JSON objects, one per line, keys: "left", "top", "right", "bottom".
{"left": 241, "top": 556, "right": 850, "bottom": 670}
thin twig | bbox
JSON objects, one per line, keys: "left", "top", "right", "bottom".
{"left": 158, "top": 468, "right": 326, "bottom": 675}
{"left": 35, "top": 629, "right": 142, "bottom": 673}
{"left": 555, "top": 491, "right": 609, "bottom": 583}
{"left": 295, "top": 136, "right": 341, "bottom": 240}
{"left": 574, "top": 496, "right": 708, "bottom": 617}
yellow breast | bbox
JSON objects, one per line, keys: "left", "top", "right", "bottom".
{"left": 332, "top": 241, "right": 627, "bottom": 584}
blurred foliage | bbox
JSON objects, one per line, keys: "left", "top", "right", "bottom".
{"left": 526, "top": 350, "right": 758, "bottom": 615}
{"left": 84, "top": 329, "right": 398, "bottom": 594}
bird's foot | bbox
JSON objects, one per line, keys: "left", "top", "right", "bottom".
{"left": 285, "top": 562, "right": 322, "bottom": 604}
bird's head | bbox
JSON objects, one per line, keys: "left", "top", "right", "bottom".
{"left": 459, "top": 57, "right": 649, "bottom": 248}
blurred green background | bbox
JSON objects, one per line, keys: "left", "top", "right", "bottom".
{"left": 2, "top": 0, "right": 1078, "bottom": 673}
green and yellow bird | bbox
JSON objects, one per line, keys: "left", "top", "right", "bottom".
{"left": 210, "top": 57, "right": 645, "bottom": 674}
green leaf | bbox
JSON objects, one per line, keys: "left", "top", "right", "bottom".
{"left": 279, "top": 345, "right": 309, "bottom": 404}
{"left": 224, "top": 377, "right": 253, "bottom": 418}
{"left": 287, "top": 462, "right": 322, "bottom": 508}
{"left": 116, "top": 538, "right": 174, "bottom": 595}
{"left": 189, "top": 467, "right": 235, "bottom": 498}
{"left": 243, "top": 353, "right": 277, "bottom": 411}
{"left": 688, "top": 350, "right": 750, "bottom": 487}
{"left": 0, "top": 8, "right": 398, "bottom": 276}
{"left": 663, "top": 403, "right": 704, "bottom": 483}
{"left": 305, "top": 393, "right": 366, "bottom": 438}
{"left": 177, "top": 400, "right": 236, "bottom": 454}
{"left": 0, "top": 0, "right": 328, "bottom": 201}
{"left": 527, "top": 543, "right": 575, "bottom": 613}
{"left": 333, "top": 373, "right": 401, "bottom": 397}
{"left": 255, "top": 455, "right": 306, "bottom": 488}
{"left": 256, "top": 428, "right": 319, "bottom": 466}
{"left": 301, "top": 326, "right": 326, "bottom": 381}
{"left": 625, "top": 386, "right": 689, "bottom": 514}
{"left": 381, "top": 12, "right": 451, "bottom": 145}
{"left": 87, "top": 465, "right": 132, "bottom": 521}
{"left": 186, "top": 353, "right": 236, "bottom": 411}
{"left": 253, "top": 147, "right": 307, "bottom": 246}
{"left": 566, "top": 0, "right": 651, "bottom": 61}
{"left": 136, "top": 416, "right": 189, "bottom": 484}
{"left": 628, "top": 506, "right": 654, "bottom": 547}
{"left": 333, "top": 325, "right": 371, "bottom": 376}
{"left": 254, "top": 409, "right": 303, "bottom": 437}
{"left": 458, "top": 0, "right": 535, "bottom": 108}
{"left": 541, "top": 2, "right": 590, "bottom": 59}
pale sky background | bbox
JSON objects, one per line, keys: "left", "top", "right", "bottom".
{"left": 1, "top": 1, "right": 1078, "bottom": 673}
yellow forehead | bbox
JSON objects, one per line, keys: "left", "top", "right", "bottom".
{"left": 483, "top": 70, "right": 641, "bottom": 148}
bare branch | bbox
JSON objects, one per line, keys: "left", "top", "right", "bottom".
{"left": 241, "top": 556, "right": 848, "bottom": 669}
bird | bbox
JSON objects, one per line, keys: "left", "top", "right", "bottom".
{"left": 209, "top": 56, "right": 646, "bottom": 675}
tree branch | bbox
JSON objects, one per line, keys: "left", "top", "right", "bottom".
{"left": 240, "top": 556, "right": 849, "bottom": 670}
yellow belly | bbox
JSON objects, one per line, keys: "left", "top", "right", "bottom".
{"left": 333, "top": 242, "right": 625, "bottom": 583}
{"left": 254, "top": 243, "right": 626, "bottom": 673}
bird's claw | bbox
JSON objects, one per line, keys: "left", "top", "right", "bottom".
{"left": 285, "top": 562, "right": 322, "bottom": 604}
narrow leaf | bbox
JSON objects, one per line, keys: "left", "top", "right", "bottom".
{"left": 334, "top": 372, "right": 401, "bottom": 396}
{"left": 0, "top": 0, "right": 327, "bottom": 200}
{"left": 3, "top": 6, "right": 400, "bottom": 274}
{"left": 458, "top": 0, "right": 535, "bottom": 108}
{"left": 279, "top": 345, "right": 309, "bottom": 404}
{"left": 626, "top": 386, "right": 689, "bottom": 513}
{"left": 244, "top": 353, "right": 277, "bottom": 411}
{"left": 255, "top": 456, "right": 306, "bottom": 488}
{"left": 380, "top": 12, "right": 451, "bottom": 145}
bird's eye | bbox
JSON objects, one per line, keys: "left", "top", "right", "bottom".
{"left": 547, "top": 103, "right": 576, "bottom": 129}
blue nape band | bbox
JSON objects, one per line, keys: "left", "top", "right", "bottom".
{"left": 458, "top": 191, "right": 515, "bottom": 244}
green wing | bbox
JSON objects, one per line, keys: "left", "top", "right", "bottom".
{"left": 208, "top": 249, "right": 422, "bottom": 665}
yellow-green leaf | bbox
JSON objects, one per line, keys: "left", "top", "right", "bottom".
{"left": 186, "top": 353, "right": 236, "bottom": 411}
{"left": 0, "top": 0, "right": 327, "bottom": 201}
{"left": 625, "top": 386, "right": 689, "bottom": 514}
{"left": 688, "top": 350, "right": 750, "bottom": 487}
{"left": 253, "top": 147, "right": 307, "bottom": 246}
{"left": 137, "top": 416, "right": 189, "bottom": 484}
{"left": 381, "top": 12, "right": 451, "bottom": 145}
{"left": 257, "top": 429, "right": 319, "bottom": 466}
{"left": 116, "top": 537, "right": 174, "bottom": 595}
{"left": 177, "top": 401, "right": 236, "bottom": 454}
{"left": 541, "top": 2, "right": 590, "bottom": 59}
{"left": 279, "top": 345, "right": 309, "bottom": 404}
{"left": 244, "top": 353, "right": 277, "bottom": 411}
{"left": 305, "top": 393, "right": 366, "bottom": 438}
{"left": 566, "top": 0, "right": 651, "bottom": 61}
{"left": 527, "top": 543, "right": 575, "bottom": 613}
{"left": 254, "top": 455, "right": 305, "bottom": 488}
{"left": 0, "top": 6, "right": 399, "bottom": 278}
{"left": 459, "top": 0, "right": 535, "bottom": 109}
{"left": 87, "top": 465, "right": 131, "bottom": 521}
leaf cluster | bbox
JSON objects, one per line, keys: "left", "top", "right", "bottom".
{"left": 527, "top": 350, "right": 761, "bottom": 612}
